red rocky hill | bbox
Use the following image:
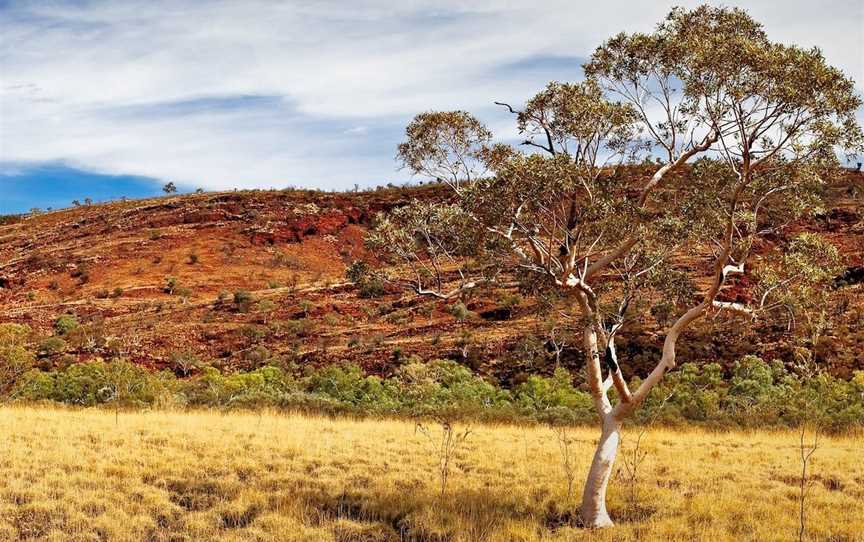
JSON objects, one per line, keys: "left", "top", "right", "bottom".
{"left": 1, "top": 168, "right": 862, "bottom": 383}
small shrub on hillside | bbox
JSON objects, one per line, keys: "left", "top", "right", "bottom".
{"left": 38, "top": 337, "right": 66, "bottom": 356}
{"left": 346, "top": 260, "right": 386, "bottom": 298}
{"left": 164, "top": 276, "right": 178, "bottom": 294}
{"left": 358, "top": 278, "right": 386, "bottom": 299}
{"left": 54, "top": 314, "right": 79, "bottom": 336}
{"left": 449, "top": 302, "right": 472, "bottom": 322}
{"left": 175, "top": 287, "right": 193, "bottom": 299}
{"left": 283, "top": 318, "right": 314, "bottom": 338}
{"left": 168, "top": 351, "right": 201, "bottom": 377}
{"left": 234, "top": 290, "right": 253, "bottom": 312}
{"left": 497, "top": 292, "right": 522, "bottom": 315}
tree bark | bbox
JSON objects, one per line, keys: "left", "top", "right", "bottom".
{"left": 580, "top": 416, "right": 622, "bottom": 528}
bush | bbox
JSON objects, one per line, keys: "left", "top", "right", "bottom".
{"left": 305, "top": 363, "right": 400, "bottom": 412}
{"left": 1, "top": 324, "right": 35, "bottom": 391}
{"left": 3, "top": 349, "right": 863, "bottom": 432}
{"left": 233, "top": 290, "right": 254, "bottom": 312}
{"left": 184, "top": 366, "right": 296, "bottom": 407}
{"left": 53, "top": 314, "right": 78, "bottom": 336}
{"left": 15, "top": 359, "right": 176, "bottom": 407}
{"left": 38, "top": 337, "right": 66, "bottom": 355}
{"left": 396, "top": 359, "right": 511, "bottom": 419}
{"left": 346, "top": 260, "right": 386, "bottom": 298}
{"left": 448, "top": 302, "right": 472, "bottom": 322}
{"left": 358, "top": 278, "right": 386, "bottom": 299}
{"left": 514, "top": 368, "right": 594, "bottom": 418}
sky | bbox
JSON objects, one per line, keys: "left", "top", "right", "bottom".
{"left": 1, "top": 0, "right": 862, "bottom": 213}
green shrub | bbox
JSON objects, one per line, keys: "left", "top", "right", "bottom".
{"left": 164, "top": 276, "right": 178, "bottom": 294}
{"left": 1, "top": 324, "right": 35, "bottom": 392}
{"left": 305, "top": 363, "right": 400, "bottom": 412}
{"left": 15, "top": 359, "right": 175, "bottom": 407}
{"left": 346, "top": 260, "right": 386, "bottom": 298}
{"left": 3, "top": 351, "right": 863, "bottom": 432}
{"left": 396, "top": 359, "right": 511, "bottom": 419}
{"left": 448, "top": 302, "right": 472, "bottom": 322}
{"left": 514, "top": 368, "right": 593, "bottom": 416}
{"left": 53, "top": 314, "right": 78, "bottom": 336}
{"left": 185, "top": 366, "right": 296, "bottom": 406}
{"left": 233, "top": 290, "right": 253, "bottom": 312}
{"left": 38, "top": 337, "right": 66, "bottom": 355}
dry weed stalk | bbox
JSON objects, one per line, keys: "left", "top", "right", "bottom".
{"left": 552, "top": 425, "right": 578, "bottom": 500}
{"left": 416, "top": 420, "right": 472, "bottom": 498}
{"left": 621, "top": 391, "right": 674, "bottom": 512}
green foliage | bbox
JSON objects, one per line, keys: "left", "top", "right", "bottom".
{"left": 642, "top": 359, "right": 864, "bottom": 432}
{"left": 396, "top": 111, "right": 492, "bottom": 187}
{"left": 346, "top": 260, "right": 386, "bottom": 298}
{"left": 0, "top": 324, "right": 35, "bottom": 393}
{"left": 397, "top": 359, "right": 511, "bottom": 419}
{"left": 164, "top": 276, "right": 178, "bottom": 294}
{"left": 448, "top": 302, "right": 472, "bottom": 322}
{"left": 306, "top": 363, "right": 399, "bottom": 412}
{"left": 514, "top": 368, "right": 593, "bottom": 416}
{"left": 186, "top": 366, "right": 295, "bottom": 407}
{"left": 38, "top": 337, "right": 66, "bottom": 355}
{"left": 15, "top": 359, "right": 175, "bottom": 407}
{"left": 4, "top": 350, "right": 863, "bottom": 432}
{"left": 53, "top": 314, "right": 78, "bottom": 336}
{"left": 233, "top": 290, "right": 253, "bottom": 312}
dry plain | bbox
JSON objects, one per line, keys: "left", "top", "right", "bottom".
{"left": 0, "top": 406, "right": 861, "bottom": 541}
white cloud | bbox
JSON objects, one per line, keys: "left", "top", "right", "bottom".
{"left": 0, "top": 0, "right": 861, "bottom": 191}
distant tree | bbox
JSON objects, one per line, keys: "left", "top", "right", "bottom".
{"left": 368, "top": 6, "right": 862, "bottom": 528}
{"left": 71, "top": 200, "right": 81, "bottom": 207}
{"left": 163, "top": 182, "right": 177, "bottom": 194}
{"left": 0, "top": 324, "right": 35, "bottom": 396}
{"left": 84, "top": 198, "right": 92, "bottom": 206}
{"left": 195, "top": 187, "right": 204, "bottom": 194}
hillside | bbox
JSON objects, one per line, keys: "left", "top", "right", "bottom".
{"left": 1, "top": 168, "right": 863, "bottom": 384}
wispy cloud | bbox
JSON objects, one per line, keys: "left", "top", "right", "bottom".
{"left": 0, "top": 0, "right": 861, "bottom": 192}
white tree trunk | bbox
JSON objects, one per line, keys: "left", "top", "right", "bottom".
{"left": 580, "top": 416, "right": 622, "bottom": 528}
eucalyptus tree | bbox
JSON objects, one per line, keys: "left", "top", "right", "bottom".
{"left": 368, "top": 6, "right": 861, "bottom": 527}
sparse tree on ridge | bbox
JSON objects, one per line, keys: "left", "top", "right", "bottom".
{"left": 163, "top": 182, "right": 177, "bottom": 194}
{"left": 367, "top": 6, "right": 862, "bottom": 528}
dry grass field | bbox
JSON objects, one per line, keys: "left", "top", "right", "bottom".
{"left": 0, "top": 406, "right": 861, "bottom": 542}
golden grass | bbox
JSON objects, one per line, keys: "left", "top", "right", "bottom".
{"left": 0, "top": 406, "right": 861, "bottom": 542}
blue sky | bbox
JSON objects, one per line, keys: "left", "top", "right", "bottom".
{"left": 0, "top": 164, "right": 163, "bottom": 213}
{"left": 1, "top": 0, "right": 862, "bottom": 213}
